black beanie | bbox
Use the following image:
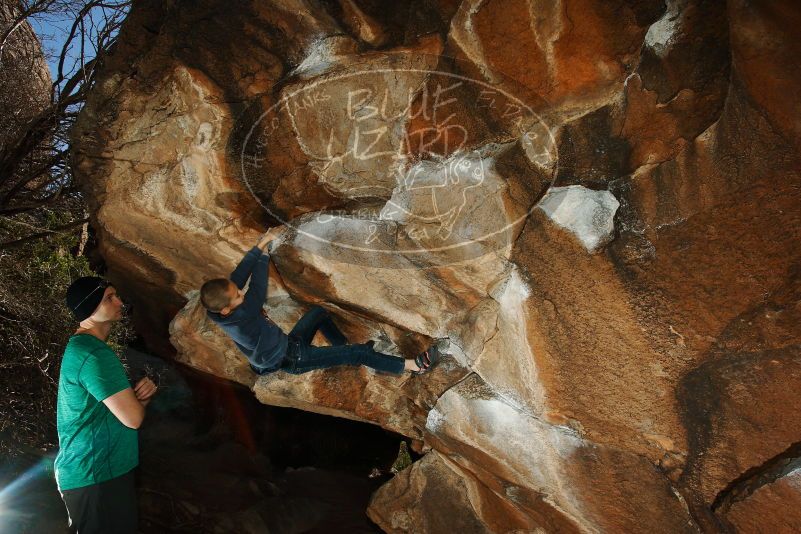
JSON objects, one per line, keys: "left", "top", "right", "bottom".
{"left": 65, "top": 276, "right": 108, "bottom": 322}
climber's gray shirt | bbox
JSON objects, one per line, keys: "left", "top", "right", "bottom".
{"left": 206, "top": 246, "right": 289, "bottom": 372}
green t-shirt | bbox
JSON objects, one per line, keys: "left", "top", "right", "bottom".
{"left": 54, "top": 334, "right": 138, "bottom": 490}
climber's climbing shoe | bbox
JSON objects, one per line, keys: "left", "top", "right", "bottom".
{"left": 413, "top": 344, "right": 440, "bottom": 375}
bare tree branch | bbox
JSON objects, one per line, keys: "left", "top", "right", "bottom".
{"left": 0, "top": 0, "right": 129, "bottom": 223}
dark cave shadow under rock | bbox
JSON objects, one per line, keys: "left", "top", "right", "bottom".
{"left": 126, "top": 347, "right": 395, "bottom": 533}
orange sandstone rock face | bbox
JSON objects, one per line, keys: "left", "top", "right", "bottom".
{"left": 723, "top": 468, "right": 801, "bottom": 533}
{"left": 368, "top": 450, "right": 552, "bottom": 533}
{"left": 72, "top": 0, "right": 801, "bottom": 531}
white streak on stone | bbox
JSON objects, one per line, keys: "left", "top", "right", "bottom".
{"left": 425, "top": 406, "right": 447, "bottom": 433}
{"left": 537, "top": 185, "right": 619, "bottom": 253}
{"left": 527, "top": 0, "right": 562, "bottom": 88}
{"left": 428, "top": 379, "right": 591, "bottom": 528}
{"left": 440, "top": 338, "right": 470, "bottom": 368}
{"left": 492, "top": 266, "right": 531, "bottom": 306}
{"left": 645, "top": 2, "right": 680, "bottom": 57}
{"left": 449, "top": 0, "right": 499, "bottom": 84}
{"left": 291, "top": 37, "right": 337, "bottom": 79}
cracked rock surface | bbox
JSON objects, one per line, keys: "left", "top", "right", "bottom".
{"left": 72, "top": 0, "right": 801, "bottom": 531}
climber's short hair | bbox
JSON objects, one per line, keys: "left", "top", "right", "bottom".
{"left": 200, "top": 278, "right": 233, "bottom": 312}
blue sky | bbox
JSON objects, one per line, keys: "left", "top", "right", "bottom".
{"left": 28, "top": 4, "right": 128, "bottom": 86}
{"left": 30, "top": 13, "right": 86, "bottom": 82}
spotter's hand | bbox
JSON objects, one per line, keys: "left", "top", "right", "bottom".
{"left": 134, "top": 377, "right": 158, "bottom": 405}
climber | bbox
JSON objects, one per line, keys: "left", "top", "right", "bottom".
{"left": 56, "top": 276, "right": 159, "bottom": 533}
{"left": 199, "top": 230, "right": 440, "bottom": 376}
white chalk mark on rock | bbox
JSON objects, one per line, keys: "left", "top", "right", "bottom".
{"left": 536, "top": 185, "right": 619, "bottom": 253}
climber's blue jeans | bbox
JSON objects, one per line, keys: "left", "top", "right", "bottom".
{"left": 280, "top": 305, "right": 406, "bottom": 375}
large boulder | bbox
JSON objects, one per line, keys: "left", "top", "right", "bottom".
{"left": 367, "top": 450, "right": 548, "bottom": 533}
{"left": 72, "top": 0, "right": 801, "bottom": 531}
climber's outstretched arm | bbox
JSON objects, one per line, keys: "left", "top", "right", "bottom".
{"left": 229, "top": 246, "right": 262, "bottom": 290}
{"left": 229, "top": 230, "right": 278, "bottom": 289}
{"left": 241, "top": 251, "right": 269, "bottom": 312}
